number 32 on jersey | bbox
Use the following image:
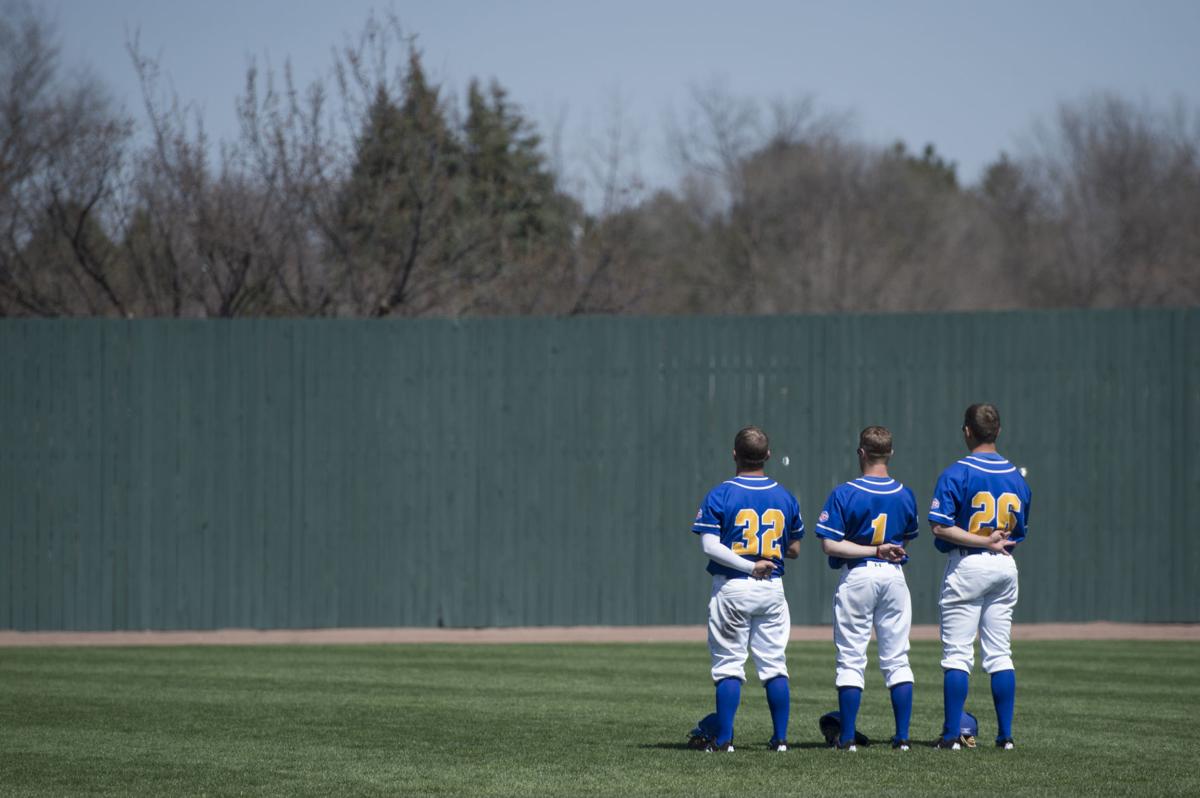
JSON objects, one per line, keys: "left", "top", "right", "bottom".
{"left": 730, "top": 509, "right": 784, "bottom": 559}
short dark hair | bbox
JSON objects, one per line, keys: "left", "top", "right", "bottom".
{"left": 964, "top": 403, "right": 1001, "bottom": 444}
{"left": 734, "top": 426, "right": 770, "bottom": 469}
{"left": 858, "top": 426, "right": 893, "bottom": 464}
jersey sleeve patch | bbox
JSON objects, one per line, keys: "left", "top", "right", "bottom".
{"left": 928, "top": 496, "right": 953, "bottom": 521}
{"left": 814, "top": 489, "right": 845, "bottom": 540}
{"left": 928, "top": 468, "right": 962, "bottom": 526}
{"left": 692, "top": 489, "right": 726, "bottom": 534}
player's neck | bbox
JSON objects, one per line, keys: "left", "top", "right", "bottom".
{"left": 970, "top": 443, "right": 998, "bottom": 455}
{"left": 736, "top": 468, "right": 766, "bottom": 477}
{"left": 860, "top": 464, "right": 889, "bottom": 478}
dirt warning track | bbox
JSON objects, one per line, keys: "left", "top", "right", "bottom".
{"left": 0, "top": 622, "right": 1197, "bottom": 647}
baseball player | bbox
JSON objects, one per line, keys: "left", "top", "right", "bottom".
{"left": 814, "top": 426, "right": 918, "bottom": 752}
{"left": 691, "top": 426, "right": 803, "bottom": 752}
{"left": 929, "top": 403, "right": 1030, "bottom": 751}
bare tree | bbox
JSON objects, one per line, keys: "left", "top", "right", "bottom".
{"left": 6, "top": 7, "right": 1195, "bottom": 319}
{"left": 1021, "top": 93, "right": 1200, "bottom": 307}
{"left": 665, "top": 84, "right": 985, "bottom": 315}
{"left": 0, "top": 2, "right": 134, "bottom": 316}
{"left": 124, "top": 39, "right": 316, "bottom": 317}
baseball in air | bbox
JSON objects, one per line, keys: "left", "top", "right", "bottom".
{"left": 1019, "top": 466, "right": 1028, "bottom": 477}
{"left": 781, "top": 455, "right": 790, "bottom": 466}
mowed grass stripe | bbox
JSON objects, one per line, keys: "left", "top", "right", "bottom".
{"left": 2, "top": 641, "right": 1198, "bottom": 796}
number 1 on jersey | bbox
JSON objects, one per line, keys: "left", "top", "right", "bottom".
{"left": 731, "top": 508, "right": 785, "bottom": 559}
{"left": 869, "top": 513, "right": 888, "bottom": 545}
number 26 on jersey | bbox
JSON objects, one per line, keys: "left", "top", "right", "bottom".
{"left": 967, "top": 491, "right": 1021, "bottom": 535}
{"left": 730, "top": 509, "right": 785, "bottom": 559}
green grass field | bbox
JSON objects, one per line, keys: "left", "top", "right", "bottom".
{"left": 2, "top": 640, "right": 1198, "bottom": 796}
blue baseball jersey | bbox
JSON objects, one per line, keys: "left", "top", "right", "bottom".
{"left": 813, "top": 477, "right": 919, "bottom": 569}
{"left": 691, "top": 475, "right": 804, "bottom": 578}
{"left": 927, "top": 452, "right": 1032, "bottom": 553}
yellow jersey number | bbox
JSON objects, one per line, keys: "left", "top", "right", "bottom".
{"left": 869, "top": 513, "right": 888, "bottom": 545}
{"left": 966, "top": 491, "right": 1022, "bottom": 536}
{"left": 730, "top": 508, "right": 785, "bottom": 559}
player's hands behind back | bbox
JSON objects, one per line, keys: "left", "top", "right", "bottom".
{"left": 875, "top": 543, "right": 906, "bottom": 562}
{"left": 751, "top": 559, "right": 776, "bottom": 579}
{"left": 983, "top": 528, "right": 1013, "bottom": 555}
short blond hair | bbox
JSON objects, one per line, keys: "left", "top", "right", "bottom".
{"left": 858, "top": 426, "right": 893, "bottom": 464}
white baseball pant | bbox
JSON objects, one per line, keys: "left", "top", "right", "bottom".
{"left": 939, "top": 549, "right": 1019, "bottom": 673}
{"left": 832, "top": 561, "right": 914, "bottom": 689}
{"left": 708, "top": 576, "right": 790, "bottom": 683}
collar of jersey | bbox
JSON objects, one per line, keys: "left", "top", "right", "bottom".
{"left": 856, "top": 476, "right": 895, "bottom": 484}
{"left": 725, "top": 475, "right": 778, "bottom": 489}
{"left": 848, "top": 478, "right": 903, "bottom": 494}
{"left": 958, "top": 453, "right": 1016, "bottom": 474}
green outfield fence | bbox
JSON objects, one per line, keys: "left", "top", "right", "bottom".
{"left": 1, "top": 309, "right": 1197, "bottom": 631}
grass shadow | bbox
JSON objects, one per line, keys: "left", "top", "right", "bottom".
{"left": 637, "top": 740, "right": 837, "bottom": 751}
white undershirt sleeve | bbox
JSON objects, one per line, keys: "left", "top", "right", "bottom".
{"left": 700, "top": 532, "right": 755, "bottom": 574}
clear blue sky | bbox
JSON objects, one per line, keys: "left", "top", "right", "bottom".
{"left": 48, "top": 0, "right": 1200, "bottom": 197}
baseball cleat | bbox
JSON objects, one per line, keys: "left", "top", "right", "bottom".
{"left": 996, "top": 738, "right": 1015, "bottom": 750}
{"left": 704, "top": 741, "right": 735, "bottom": 753}
{"left": 933, "top": 736, "right": 962, "bottom": 750}
{"left": 767, "top": 739, "right": 788, "bottom": 752}
{"left": 835, "top": 741, "right": 858, "bottom": 752}
{"left": 891, "top": 738, "right": 911, "bottom": 751}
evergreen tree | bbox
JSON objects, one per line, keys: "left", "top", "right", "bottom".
{"left": 463, "top": 79, "right": 565, "bottom": 246}
{"left": 889, "top": 140, "right": 958, "bottom": 190}
{"left": 335, "top": 51, "right": 462, "bottom": 315}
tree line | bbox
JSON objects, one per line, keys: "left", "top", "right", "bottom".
{"left": 2, "top": 5, "right": 1197, "bottom": 318}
